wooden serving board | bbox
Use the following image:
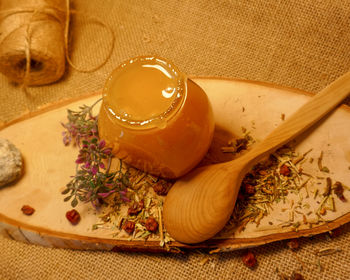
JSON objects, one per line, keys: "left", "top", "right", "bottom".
{"left": 1, "top": 77, "right": 350, "bottom": 253}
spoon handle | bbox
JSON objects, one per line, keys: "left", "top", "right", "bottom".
{"left": 240, "top": 71, "right": 350, "bottom": 166}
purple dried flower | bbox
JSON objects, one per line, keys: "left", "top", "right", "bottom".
{"left": 98, "top": 140, "right": 106, "bottom": 149}
{"left": 90, "top": 144, "right": 96, "bottom": 150}
{"left": 119, "top": 190, "right": 127, "bottom": 196}
{"left": 121, "top": 195, "right": 131, "bottom": 202}
{"left": 91, "top": 165, "right": 98, "bottom": 175}
{"left": 62, "top": 99, "right": 129, "bottom": 208}
{"left": 75, "top": 157, "right": 84, "bottom": 164}
{"left": 91, "top": 199, "right": 101, "bottom": 209}
{"left": 103, "top": 148, "right": 112, "bottom": 155}
{"left": 97, "top": 189, "right": 116, "bottom": 198}
{"left": 63, "top": 135, "right": 71, "bottom": 146}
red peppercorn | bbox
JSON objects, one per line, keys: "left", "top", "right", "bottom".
{"left": 122, "top": 220, "right": 135, "bottom": 234}
{"left": 21, "top": 205, "right": 35, "bottom": 216}
{"left": 287, "top": 239, "right": 300, "bottom": 250}
{"left": 242, "top": 251, "right": 257, "bottom": 268}
{"left": 145, "top": 217, "right": 158, "bottom": 233}
{"left": 244, "top": 183, "right": 256, "bottom": 195}
{"left": 279, "top": 164, "right": 291, "bottom": 176}
{"left": 66, "top": 209, "right": 80, "bottom": 225}
{"left": 128, "top": 200, "right": 144, "bottom": 216}
{"left": 153, "top": 180, "right": 172, "bottom": 196}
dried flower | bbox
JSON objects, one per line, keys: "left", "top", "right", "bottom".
{"left": 128, "top": 200, "right": 144, "bottom": 216}
{"left": 242, "top": 251, "right": 257, "bottom": 268}
{"left": 66, "top": 209, "right": 80, "bottom": 225}
{"left": 61, "top": 100, "right": 130, "bottom": 208}
{"left": 287, "top": 239, "right": 300, "bottom": 250}
{"left": 21, "top": 205, "right": 35, "bottom": 216}
{"left": 122, "top": 220, "right": 135, "bottom": 234}
{"left": 152, "top": 180, "right": 172, "bottom": 196}
{"left": 145, "top": 217, "right": 158, "bottom": 232}
{"left": 279, "top": 164, "right": 291, "bottom": 176}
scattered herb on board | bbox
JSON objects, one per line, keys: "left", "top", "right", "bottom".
{"left": 61, "top": 101, "right": 171, "bottom": 246}
{"left": 225, "top": 144, "right": 349, "bottom": 234}
{"left": 221, "top": 131, "right": 253, "bottom": 154}
{"left": 61, "top": 102, "right": 349, "bottom": 253}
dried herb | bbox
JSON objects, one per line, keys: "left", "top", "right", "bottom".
{"left": 229, "top": 143, "right": 349, "bottom": 233}
{"left": 323, "top": 177, "right": 332, "bottom": 197}
{"left": 221, "top": 132, "right": 253, "bottom": 154}
{"left": 61, "top": 99, "right": 101, "bottom": 147}
{"left": 333, "top": 181, "right": 346, "bottom": 202}
{"left": 61, "top": 100, "right": 129, "bottom": 208}
{"left": 317, "top": 151, "right": 324, "bottom": 171}
{"left": 315, "top": 247, "right": 341, "bottom": 256}
{"left": 320, "top": 166, "right": 330, "bottom": 173}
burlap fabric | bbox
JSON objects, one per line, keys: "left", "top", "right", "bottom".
{"left": 1, "top": 0, "right": 350, "bottom": 279}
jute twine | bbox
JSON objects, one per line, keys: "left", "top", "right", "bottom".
{"left": 0, "top": 0, "right": 114, "bottom": 87}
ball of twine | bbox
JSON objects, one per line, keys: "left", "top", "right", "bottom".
{"left": 0, "top": 0, "right": 114, "bottom": 87}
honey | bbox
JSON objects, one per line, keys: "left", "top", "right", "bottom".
{"left": 98, "top": 56, "right": 214, "bottom": 178}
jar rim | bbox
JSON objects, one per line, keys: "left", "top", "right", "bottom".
{"left": 102, "top": 56, "right": 187, "bottom": 130}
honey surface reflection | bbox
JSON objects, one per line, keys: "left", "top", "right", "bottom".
{"left": 98, "top": 56, "right": 214, "bottom": 178}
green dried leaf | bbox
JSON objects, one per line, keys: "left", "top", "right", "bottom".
{"left": 71, "top": 197, "right": 78, "bottom": 208}
{"left": 321, "top": 166, "right": 330, "bottom": 173}
{"left": 61, "top": 188, "right": 70, "bottom": 195}
{"left": 64, "top": 195, "right": 73, "bottom": 202}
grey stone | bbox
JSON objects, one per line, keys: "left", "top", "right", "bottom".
{"left": 0, "top": 138, "right": 23, "bottom": 187}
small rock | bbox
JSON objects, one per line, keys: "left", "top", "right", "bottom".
{"left": 0, "top": 138, "right": 23, "bottom": 187}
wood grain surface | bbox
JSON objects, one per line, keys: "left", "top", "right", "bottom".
{"left": 1, "top": 77, "right": 350, "bottom": 252}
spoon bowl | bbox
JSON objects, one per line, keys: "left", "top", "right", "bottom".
{"left": 163, "top": 71, "right": 350, "bottom": 244}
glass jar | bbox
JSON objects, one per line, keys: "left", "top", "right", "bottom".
{"left": 98, "top": 56, "right": 214, "bottom": 178}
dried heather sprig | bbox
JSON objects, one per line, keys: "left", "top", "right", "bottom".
{"left": 61, "top": 100, "right": 130, "bottom": 208}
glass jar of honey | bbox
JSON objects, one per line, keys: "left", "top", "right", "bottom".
{"left": 98, "top": 56, "right": 214, "bottom": 178}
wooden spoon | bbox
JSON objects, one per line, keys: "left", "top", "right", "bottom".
{"left": 163, "top": 72, "right": 350, "bottom": 244}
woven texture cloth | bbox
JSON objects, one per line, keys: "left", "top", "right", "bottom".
{"left": 1, "top": 0, "right": 350, "bottom": 279}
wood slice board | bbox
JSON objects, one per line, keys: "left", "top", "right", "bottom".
{"left": 1, "top": 77, "right": 350, "bottom": 253}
